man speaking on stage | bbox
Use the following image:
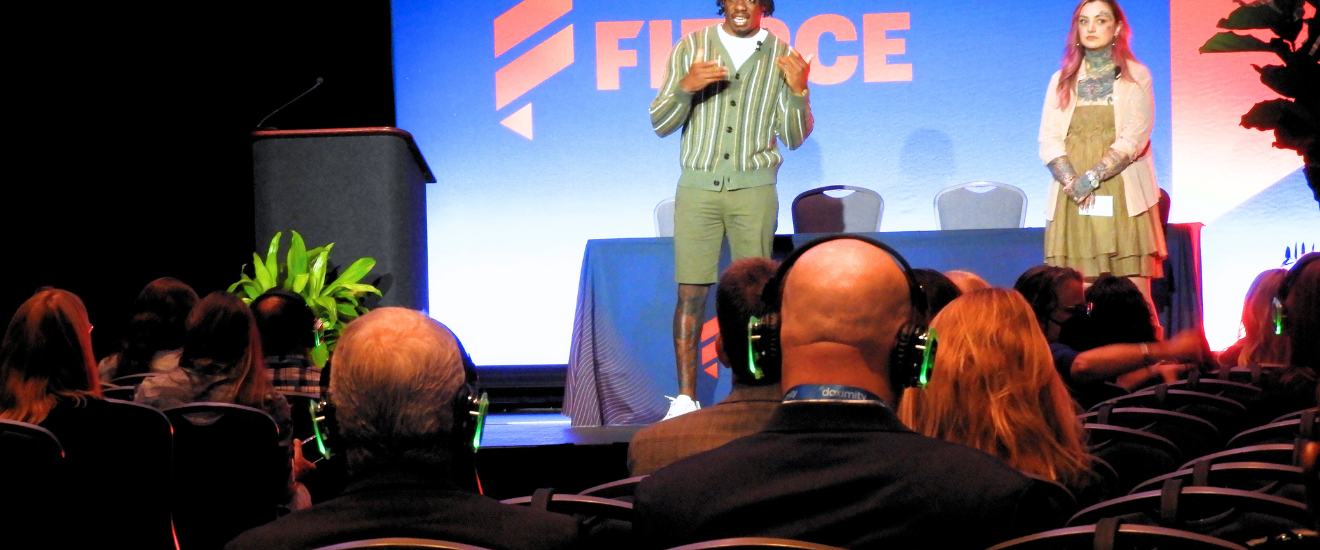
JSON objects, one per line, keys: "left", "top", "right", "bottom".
{"left": 650, "top": 0, "right": 812, "bottom": 419}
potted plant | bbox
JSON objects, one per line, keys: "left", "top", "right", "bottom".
{"left": 229, "top": 231, "right": 381, "bottom": 366}
{"left": 1200, "top": 0, "right": 1319, "bottom": 206}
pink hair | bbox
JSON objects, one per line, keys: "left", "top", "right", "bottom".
{"left": 1057, "top": 0, "right": 1139, "bottom": 110}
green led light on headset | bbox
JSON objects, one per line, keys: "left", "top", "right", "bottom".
{"left": 746, "top": 316, "right": 765, "bottom": 380}
{"left": 1272, "top": 297, "right": 1285, "bottom": 336}
{"left": 310, "top": 400, "right": 332, "bottom": 458}
{"left": 471, "top": 392, "right": 490, "bottom": 452}
{"left": 916, "top": 328, "right": 938, "bottom": 388}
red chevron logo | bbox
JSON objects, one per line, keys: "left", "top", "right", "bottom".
{"left": 494, "top": 0, "right": 575, "bottom": 140}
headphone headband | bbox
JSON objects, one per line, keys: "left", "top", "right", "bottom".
{"left": 749, "top": 234, "right": 936, "bottom": 390}
{"left": 761, "top": 234, "right": 929, "bottom": 317}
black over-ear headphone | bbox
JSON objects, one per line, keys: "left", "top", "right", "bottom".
{"left": 311, "top": 341, "right": 489, "bottom": 462}
{"left": 1274, "top": 253, "right": 1320, "bottom": 336}
{"left": 747, "top": 234, "right": 937, "bottom": 390}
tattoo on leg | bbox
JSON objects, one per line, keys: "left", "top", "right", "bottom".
{"left": 673, "top": 284, "right": 711, "bottom": 397}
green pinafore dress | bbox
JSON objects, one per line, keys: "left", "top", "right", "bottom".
{"left": 1044, "top": 105, "right": 1164, "bottom": 279}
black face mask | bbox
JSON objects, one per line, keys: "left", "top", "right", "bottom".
{"left": 1057, "top": 313, "right": 1096, "bottom": 351}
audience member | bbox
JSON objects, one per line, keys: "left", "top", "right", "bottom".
{"left": 0, "top": 288, "right": 110, "bottom": 544}
{"left": 898, "top": 289, "right": 1094, "bottom": 498}
{"left": 1256, "top": 253, "right": 1320, "bottom": 418}
{"left": 1014, "top": 265, "right": 1204, "bottom": 406}
{"left": 98, "top": 277, "right": 198, "bottom": 381}
{"left": 945, "top": 269, "right": 991, "bottom": 293}
{"left": 1218, "top": 268, "right": 1289, "bottom": 367}
{"left": 911, "top": 268, "right": 961, "bottom": 320}
{"left": 135, "top": 291, "right": 306, "bottom": 507}
{"left": 252, "top": 289, "right": 322, "bottom": 397}
{"left": 629, "top": 257, "right": 782, "bottom": 476}
{"left": 226, "top": 308, "right": 581, "bottom": 550}
{"left": 1, "top": 288, "right": 104, "bottom": 425}
{"left": 634, "top": 236, "right": 1062, "bottom": 549}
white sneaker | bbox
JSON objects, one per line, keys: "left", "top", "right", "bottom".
{"left": 662, "top": 394, "right": 701, "bottom": 420}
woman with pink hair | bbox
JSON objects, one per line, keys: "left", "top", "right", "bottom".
{"left": 1039, "top": 0, "right": 1166, "bottom": 321}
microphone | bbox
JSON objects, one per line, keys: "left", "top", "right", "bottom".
{"left": 254, "top": 77, "right": 323, "bottom": 131}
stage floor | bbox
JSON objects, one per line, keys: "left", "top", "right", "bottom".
{"left": 483, "top": 413, "right": 642, "bottom": 448}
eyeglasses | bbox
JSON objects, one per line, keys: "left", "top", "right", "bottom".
{"left": 1062, "top": 303, "right": 1091, "bottom": 317}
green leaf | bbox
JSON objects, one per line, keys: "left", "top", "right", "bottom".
{"left": 252, "top": 253, "right": 274, "bottom": 290}
{"left": 287, "top": 231, "right": 309, "bottom": 286}
{"left": 335, "top": 303, "right": 358, "bottom": 318}
{"left": 1217, "top": 5, "right": 1287, "bottom": 31}
{"left": 309, "top": 249, "right": 328, "bottom": 298}
{"left": 291, "top": 273, "right": 309, "bottom": 294}
{"left": 323, "top": 258, "right": 376, "bottom": 295}
{"left": 337, "top": 283, "right": 383, "bottom": 296}
{"left": 1200, "top": 32, "right": 1282, "bottom": 59}
{"left": 317, "top": 297, "right": 339, "bottom": 324}
{"left": 1255, "top": 63, "right": 1319, "bottom": 99}
{"left": 265, "top": 232, "right": 282, "bottom": 288}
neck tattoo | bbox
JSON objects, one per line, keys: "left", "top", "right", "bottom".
{"left": 1078, "top": 45, "right": 1116, "bottom": 103}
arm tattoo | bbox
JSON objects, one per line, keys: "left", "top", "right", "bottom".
{"left": 1047, "top": 156, "right": 1078, "bottom": 187}
{"left": 1087, "top": 148, "right": 1132, "bottom": 183}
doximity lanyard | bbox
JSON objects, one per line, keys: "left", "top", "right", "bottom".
{"left": 782, "top": 384, "right": 888, "bottom": 407}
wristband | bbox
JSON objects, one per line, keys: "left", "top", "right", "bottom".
{"left": 1139, "top": 342, "right": 1151, "bottom": 366}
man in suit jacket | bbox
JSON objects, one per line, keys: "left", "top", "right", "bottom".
{"left": 629, "top": 257, "right": 782, "bottom": 476}
{"left": 227, "top": 308, "right": 581, "bottom": 550}
{"left": 633, "top": 236, "right": 1063, "bottom": 549}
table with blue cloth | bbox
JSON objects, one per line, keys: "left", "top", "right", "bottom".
{"left": 565, "top": 225, "right": 1203, "bottom": 427}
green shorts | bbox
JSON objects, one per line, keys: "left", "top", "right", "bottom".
{"left": 673, "top": 184, "right": 778, "bottom": 284}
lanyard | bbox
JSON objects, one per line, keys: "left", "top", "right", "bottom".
{"left": 782, "top": 384, "right": 888, "bottom": 406}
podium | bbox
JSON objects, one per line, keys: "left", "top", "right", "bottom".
{"left": 251, "top": 127, "right": 434, "bottom": 311}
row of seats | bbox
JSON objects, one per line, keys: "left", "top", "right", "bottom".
{"left": 1, "top": 399, "right": 286, "bottom": 550}
{"left": 654, "top": 182, "right": 1030, "bottom": 236}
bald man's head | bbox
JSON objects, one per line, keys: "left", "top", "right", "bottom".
{"left": 331, "top": 307, "right": 467, "bottom": 471}
{"left": 779, "top": 239, "right": 914, "bottom": 384}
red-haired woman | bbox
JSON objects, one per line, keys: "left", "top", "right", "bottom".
{"left": 1039, "top": 0, "right": 1166, "bottom": 322}
{"left": 0, "top": 288, "right": 103, "bottom": 424}
{"left": 0, "top": 289, "right": 113, "bottom": 543}
{"left": 898, "top": 289, "right": 1095, "bottom": 500}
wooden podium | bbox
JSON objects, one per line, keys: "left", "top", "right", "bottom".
{"left": 251, "top": 127, "right": 434, "bottom": 311}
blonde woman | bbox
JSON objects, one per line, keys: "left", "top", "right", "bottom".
{"left": 1219, "top": 268, "right": 1289, "bottom": 367}
{"left": 899, "top": 289, "right": 1094, "bottom": 495}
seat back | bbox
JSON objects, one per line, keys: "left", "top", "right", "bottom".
{"left": 166, "top": 402, "right": 283, "bottom": 550}
{"left": 1082, "top": 406, "right": 1221, "bottom": 461}
{"left": 1084, "top": 424, "right": 1182, "bottom": 495}
{"left": 1226, "top": 412, "right": 1319, "bottom": 449}
{"left": 312, "top": 538, "right": 495, "bottom": 550}
{"left": 1180, "top": 443, "right": 1301, "bottom": 471}
{"left": 1068, "top": 482, "right": 1313, "bottom": 545}
{"left": 578, "top": 475, "right": 647, "bottom": 501}
{"left": 111, "top": 372, "right": 156, "bottom": 387}
{"left": 655, "top": 197, "right": 676, "bottom": 237}
{"left": 501, "top": 490, "right": 634, "bottom": 522}
{"left": 791, "top": 186, "right": 883, "bottom": 233}
{"left": 97, "top": 399, "right": 176, "bottom": 549}
{"left": 102, "top": 385, "right": 137, "bottom": 400}
{"left": 933, "top": 182, "right": 1027, "bottom": 230}
{"left": 664, "top": 537, "right": 847, "bottom": 550}
{"left": 1129, "top": 462, "right": 1307, "bottom": 503}
{"left": 987, "top": 522, "right": 1247, "bottom": 550}
{"left": 1097, "top": 387, "right": 1247, "bottom": 441}
{"left": 0, "top": 419, "right": 65, "bottom": 544}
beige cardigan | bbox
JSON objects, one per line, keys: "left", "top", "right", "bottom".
{"left": 1038, "top": 60, "right": 1160, "bottom": 221}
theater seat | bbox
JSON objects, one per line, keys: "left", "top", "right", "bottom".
{"left": 988, "top": 519, "right": 1246, "bottom": 550}
{"left": 663, "top": 538, "right": 847, "bottom": 550}
{"left": 312, "top": 538, "right": 494, "bottom": 550}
